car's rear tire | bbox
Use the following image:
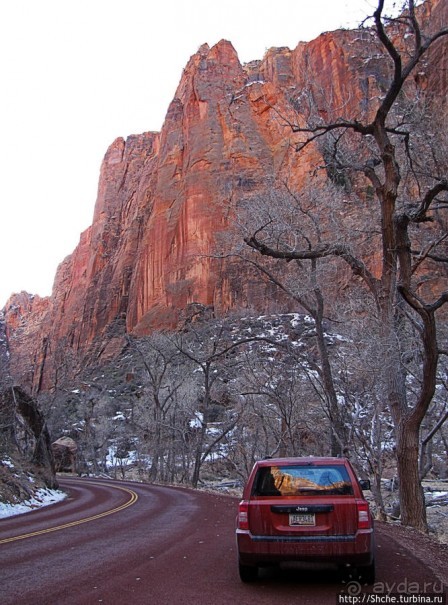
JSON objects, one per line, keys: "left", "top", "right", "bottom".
{"left": 238, "top": 562, "right": 258, "bottom": 583}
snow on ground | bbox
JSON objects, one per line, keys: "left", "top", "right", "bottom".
{"left": 0, "top": 488, "right": 67, "bottom": 519}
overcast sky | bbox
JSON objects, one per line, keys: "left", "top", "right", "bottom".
{"left": 0, "top": 0, "right": 379, "bottom": 308}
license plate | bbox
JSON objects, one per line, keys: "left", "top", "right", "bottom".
{"left": 289, "top": 513, "right": 316, "bottom": 526}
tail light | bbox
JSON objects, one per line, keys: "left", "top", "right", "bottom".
{"left": 356, "top": 500, "right": 371, "bottom": 529}
{"left": 237, "top": 501, "right": 249, "bottom": 530}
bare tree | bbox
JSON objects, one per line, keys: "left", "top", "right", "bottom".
{"left": 244, "top": 0, "right": 448, "bottom": 530}
{"left": 172, "top": 320, "right": 248, "bottom": 487}
{"left": 126, "top": 333, "right": 185, "bottom": 482}
{"left": 238, "top": 345, "right": 324, "bottom": 459}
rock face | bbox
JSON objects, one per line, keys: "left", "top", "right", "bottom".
{"left": 3, "top": 0, "right": 447, "bottom": 392}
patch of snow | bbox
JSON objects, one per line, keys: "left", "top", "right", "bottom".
{"left": 245, "top": 80, "right": 265, "bottom": 87}
{"left": 106, "top": 446, "right": 135, "bottom": 466}
{"left": 190, "top": 411, "right": 204, "bottom": 429}
{"left": 0, "top": 488, "right": 67, "bottom": 519}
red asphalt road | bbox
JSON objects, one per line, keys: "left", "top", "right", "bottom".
{"left": 0, "top": 477, "right": 445, "bottom": 605}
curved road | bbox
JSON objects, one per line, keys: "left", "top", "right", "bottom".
{"left": 0, "top": 477, "right": 445, "bottom": 605}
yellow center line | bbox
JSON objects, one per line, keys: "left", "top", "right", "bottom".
{"left": 0, "top": 480, "right": 138, "bottom": 545}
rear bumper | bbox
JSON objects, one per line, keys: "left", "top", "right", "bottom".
{"left": 236, "top": 528, "right": 374, "bottom": 567}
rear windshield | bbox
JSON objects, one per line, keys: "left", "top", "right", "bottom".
{"left": 252, "top": 464, "right": 354, "bottom": 496}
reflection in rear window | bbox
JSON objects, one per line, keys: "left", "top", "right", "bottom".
{"left": 253, "top": 465, "right": 353, "bottom": 496}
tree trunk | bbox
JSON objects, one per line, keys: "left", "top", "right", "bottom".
{"left": 379, "top": 302, "right": 429, "bottom": 531}
{"left": 312, "top": 269, "right": 347, "bottom": 456}
{"left": 371, "top": 472, "right": 388, "bottom": 522}
{"left": 191, "top": 419, "right": 208, "bottom": 488}
{"left": 396, "top": 419, "right": 427, "bottom": 531}
{"left": 191, "top": 437, "right": 204, "bottom": 489}
{"left": 279, "top": 417, "right": 288, "bottom": 457}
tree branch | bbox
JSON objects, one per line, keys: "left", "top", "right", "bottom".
{"left": 411, "top": 180, "right": 448, "bottom": 223}
{"left": 422, "top": 408, "right": 448, "bottom": 447}
{"left": 244, "top": 234, "right": 380, "bottom": 299}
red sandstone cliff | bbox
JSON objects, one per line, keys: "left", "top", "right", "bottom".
{"left": 3, "top": 0, "right": 447, "bottom": 393}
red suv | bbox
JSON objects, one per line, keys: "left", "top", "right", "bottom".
{"left": 236, "top": 457, "right": 375, "bottom": 583}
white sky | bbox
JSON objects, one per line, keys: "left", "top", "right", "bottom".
{"left": 0, "top": 0, "right": 379, "bottom": 309}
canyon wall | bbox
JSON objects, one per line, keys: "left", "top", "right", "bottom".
{"left": 3, "top": 0, "right": 447, "bottom": 392}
